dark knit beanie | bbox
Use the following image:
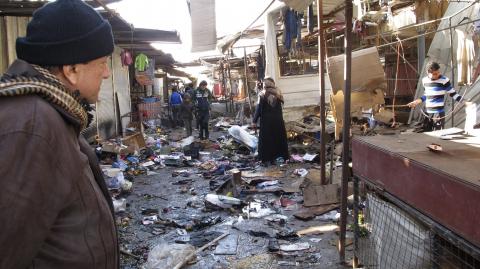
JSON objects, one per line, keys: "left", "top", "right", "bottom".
{"left": 16, "top": 0, "right": 114, "bottom": 66}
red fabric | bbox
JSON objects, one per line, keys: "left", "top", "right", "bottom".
{"left": 121, "top": 50, "right": 133, "bottom": 66}
{"left": 213, "top": 83, "right": 222, "bottom": 97}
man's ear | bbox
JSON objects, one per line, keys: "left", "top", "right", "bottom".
{"left": 61, "top": 64, "right": 80, "bottom": 86}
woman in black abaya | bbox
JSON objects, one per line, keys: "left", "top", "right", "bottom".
{"left": 253, "top": 77, "right": 289, "bottom": 164}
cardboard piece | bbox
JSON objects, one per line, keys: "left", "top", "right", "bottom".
{"left": 302, "top": 184, "right": 340, "bottom": 207}
{"left": 330, "top": 89, "right": 386, "bottom": 140}
{"left": 101, "top": 142, "right": 136, "bottom": 155}
{"left": 327, "top": 47, "right": 386, "bottom": 95}
{"left": 293, "top": 204, "right": 340, "bottom": 221}
{"left": 122, "top": 132, "right": 146, "bottom": 150}
{"left": 375, "top": 108, "right": 395, "bottom": 124}
{"left": 306, "top": 169, "right": 321, "bottom": 184}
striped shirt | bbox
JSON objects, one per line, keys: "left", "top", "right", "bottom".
{"left": 421, "top": 75, "right": 462, "bottom": 113}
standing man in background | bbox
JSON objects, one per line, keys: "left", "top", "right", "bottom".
{"left": 193, "top": 80, "right": 214, "bottom": 140}
{"left": 408, "top": 62, "right": 465, "bottom": 131}
{"left": 0, "top": 0, "right": 119, "bottom": 268}
{"left": 170, "top": 87, "right": 183, "bottom": 128}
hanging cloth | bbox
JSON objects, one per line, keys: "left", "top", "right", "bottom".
{"left": 135, "top": 53, "right": 149, "bottom": 72}
{"left": 456, "top": 29, "right": 475, "bottom": 85}
{"left": 283, "top": 8, "right": 298, "bottom": 51}
{"left": 307, "top": 4, "right": 314, "bottom": 34}
{"left": 120, "top": 50, "right": 133, "bottom": 67}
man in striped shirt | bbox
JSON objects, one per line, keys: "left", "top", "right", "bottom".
{"left": 408, "top": 62, "right": 462, "bottom": 131}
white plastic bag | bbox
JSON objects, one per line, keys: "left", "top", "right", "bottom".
{"left": 144, "top": 243, "right": 195, "bottom": 269}
{"left": 228, "top": 125, "right": 258, "bottom": 150}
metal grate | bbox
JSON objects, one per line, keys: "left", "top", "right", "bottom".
{"left": 354, "top": 186, "right": 480, "bottom": 269}
{"left": 356, "top": 193, "right": 432, "bottom": 269}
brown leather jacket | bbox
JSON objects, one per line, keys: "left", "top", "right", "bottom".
{"left": 0, "top": 63, "right": 119, "bottom": 268}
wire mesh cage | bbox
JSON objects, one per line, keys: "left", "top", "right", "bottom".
{"left": 353, "top": 181, "right": 480, "bottom": 269}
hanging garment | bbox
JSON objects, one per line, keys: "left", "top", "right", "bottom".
{"left": 456, "top": 29, "right": 475, "bottom": 85}
{"left": 135, "top": 53, "right": 149, "bottom": 72}
{"left": 283, "top": 8, "right": 298, "bottom": 51}
{"left": 256, "top": 52, "right": 265, "bottom": 80}
{"left": 307, "top": 4, "right": 314, "bottom": 34}
{"left": 120, "top": 50, "right": 133, "bottom": 67}
{"left": 296, "top": 13, "right": 303, "bottom": 49}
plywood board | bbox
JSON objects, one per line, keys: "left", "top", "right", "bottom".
{"left": 327, "top": 47, "right": 386, "bottom": 95}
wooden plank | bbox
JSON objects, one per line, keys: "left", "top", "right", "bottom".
{"left": 294, "top": 204, "right": 339, "bottom": 221}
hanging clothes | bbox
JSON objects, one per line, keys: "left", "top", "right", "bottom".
{"left": 296, "top": 13, "right": 303, "bottom": 49}
{"left": 256, "top": 51, "right": 265, "bottom": 81}
{"left": 353, "top": 19, "right": 367, "bottom": 38}
{"left": 307, "top": 4, "right": 314, "bottom": 34}
{"left": 456, "top": 29, "right": 475, "bottom": 85}
{"left": 120, "top": 50, "right": 133, "bottom": 67}
{"left": 283, "top": 8, "right": 298, "bottom": 51}
{"left": 135, "top": 53, "right": 149, "bottom": 72}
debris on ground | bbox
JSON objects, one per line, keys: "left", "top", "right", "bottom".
{"left": 95, "top": 115, "right": 356, "bottom": 268}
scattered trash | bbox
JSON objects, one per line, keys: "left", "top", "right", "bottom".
{"left": 142, "top": 160, "right": 155, "bottom": 167}
{"left": 144, "top": 243, "right": 196, "bottom": 269}
{"left": 214, "top": 234, "right": 239, "bottom": 255}
{"left": 228, "top": 125, "right": 258, "bottom": 150}
{"left": 141, "top": 208, "right": 158, "bottom": 215}
{"left": 316, "top": 210, "right": 341, "bottom": 221}
{"left": 142, "top": 215, "right": 158, "bottom": 225}
{"left": 427, "top": 143, "right": 443, "bottom": 152}
{"left": 302, "top": 153, "right": 318, "bottom": 162}
{"left": 97, "top": 112, "right": 359, "bottom": 268}
{"left": 276, "top": 229, "right": 298, "bottom": 240}
{"left": 293, "top": 168, "right": 309, "bottom": 177}
{"left": 113, "top": 198, "right": 127, "bottom": 213}
{"left": 205, "top": 194, "right": 241, "bottom": 209}
{"left": 279, "top": 197, "right": 296, "bottom": 207}
{"left": 256, "top": 180, "right": 279, "bottom": 190}
{"left": 268, "top": 239, "right": 280, "bottom": 252}
{"left": 265, "top": 214, "right": 289, "bottom": 223}
{"left": 242, "top": 202, "right": 276, "bottom": 218}
{"left": 199, "top": 151, "right": 211, "bottom": 162}
{"left": 279, "top": 242, "right": 311, "bottom": 252}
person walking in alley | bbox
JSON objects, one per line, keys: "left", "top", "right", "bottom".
{"left": 170, "top": 87, "right": 183, "bottom": 127}
{"left": 408, "top": 62, "right": 464, "bottom": 131}
{"left": 0, "top": 0, "right": 119, "bottom": 268}
{"left": 193, "top": 80, "right": 214, "bottom": 140}
{"left": 253, "top": 77, "right": 289, "bottom": 165}
{"left": 180, "top": 94, "right": 194, "bottom": 137}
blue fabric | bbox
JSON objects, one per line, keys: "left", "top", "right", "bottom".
{"left": 284, "top": 9, "right": 298, "bottom": 51}
{"left": 170, "top": 92, "right": 182, "bottom": 105}
{"left": 296, "top": 13, "right": 303, "bottom": 48}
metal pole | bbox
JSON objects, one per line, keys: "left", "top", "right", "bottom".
{"left": 243, "top": 47, "right": 254, "bottom": 121}
{"left": 220, "top": 61, "right": 228, "bottom": 113}
{"left": 449, "top": 18, "right": 455, "bottom": 127}
{"left": 339, "top": 0, "right": 353, "bottom": 264}
{"left": 352, "top": 176, "right": 360, "bottom": 268}
{"left": 317, "top": 0, "right": 327, "bottom": 185}
{"left": 329, "top": 141, "right": 335, "bottom": 184}
{"left": 227, "top": 55, "right": 234, "bottom": 115}
{"left": 417, "top": 27, "right": 426, "bottom": 76}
